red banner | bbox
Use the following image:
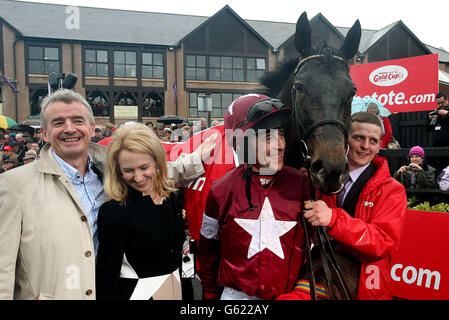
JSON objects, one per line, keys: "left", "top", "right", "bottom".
{"left": 391, "top": 209, "right": 449, "bottom": 299}
{"left": 349, "top": 54, "right": 439, "bottom": 113}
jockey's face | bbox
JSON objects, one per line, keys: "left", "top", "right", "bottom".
{"left": 250, "top": 128, "right": 286, "bottom": 175}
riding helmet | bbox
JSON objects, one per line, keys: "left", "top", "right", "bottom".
{"left": 224, "top": 93, "right": 291, "bottom": 148}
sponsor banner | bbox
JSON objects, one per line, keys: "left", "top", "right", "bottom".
{"left": 391, "top": 210, "right": 449, "bottom": 299}
{"left": 349, "top": 54, "right": 439, "bottom": 113}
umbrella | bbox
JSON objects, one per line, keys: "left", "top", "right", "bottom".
{"left": 0, "top": 115, "right": 17, "bottom": 129}
{"left": 20, "top": 119, "right": 42, "bottom": 127}
{"left": 351, "top": 97, "right": 391, "bottom": 117}
{"left": 7, "top": 124, "right": 35, "bottom": 134}
{"left": 157, "top": 115, "right": 187, "bottom": 124}
{"left": 7, "top": 124, "right": 21, "bottom": 131}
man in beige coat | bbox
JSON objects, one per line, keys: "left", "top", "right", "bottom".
{"left": 0, "top": 89, "right": 215, "bottom": 300}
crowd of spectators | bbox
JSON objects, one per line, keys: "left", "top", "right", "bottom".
{"left": 0, "top": 127, "right": 44, "bottom": 173}
{"left": 145, "top": 117, "right": 222, "bottom": 143}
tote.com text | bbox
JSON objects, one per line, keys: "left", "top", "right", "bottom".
{"left": 356, "top": 91, "right": 435, "bottom": 107}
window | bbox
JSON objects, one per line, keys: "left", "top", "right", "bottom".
{"left": 189, "top": 92, "right": 243, "bottom": 117}
{"left": 209, "top": 56, "right": 239, "bottom": 81}
{"left": 85, "top": 49, "right": 108, "bottom": 77}
{"left": 114, "top": 50, "right": 136, "bottom": 78}
{"left": 28, "top": 46, "right": 60, "bottom": 74}
{"left": 29, "top": 88, "right": 47, "bottom": 116}
{"left": 246, "top": 58, "right": 266, "bottom": 82}
{"left": 185, "top": 55, "right": 206, "bottom": 80}
{"left": 142, "top": 52, "right": 164, "bottom": 79}
{"left": 185, "top": 55, "right": 265, "bottom": 82}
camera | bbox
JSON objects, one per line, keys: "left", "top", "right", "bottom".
{"left": 429, "top": 109, "right": 439, "bottom": 125}
{"left": 404, "top": 166, "right": 412, "bottom": 170}
{"left": 48, "top": 72, "right": 78, "bottom": 93}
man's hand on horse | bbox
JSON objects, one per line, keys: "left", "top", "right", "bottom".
{"left": 303, "top": 200, "right": 332, "bottom": 227}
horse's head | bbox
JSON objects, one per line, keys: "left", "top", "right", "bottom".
{"left": 264, "top": 12, "right": 361, "bottom": 195}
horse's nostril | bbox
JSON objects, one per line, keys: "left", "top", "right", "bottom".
{"left": 310, "top": 160, "right": 328, "bottom": 184}
{"left": 317, "top": 168, "right": 326, "bottom": 182}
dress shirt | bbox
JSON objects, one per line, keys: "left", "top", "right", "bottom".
{"left": 53, "top": 151, "right": 106, "bottom": 257}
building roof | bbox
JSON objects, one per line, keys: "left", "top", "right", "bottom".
{"left": 1, "top": 0, "right": 448, "bottom": 60}
{"left": 427, "top": 44, "right": 449, "bottom": 63}
{"left": 246, "top": 19, "right": 295, "bottom": 49}
{"left": 439, "top": 69, "right": 449, "bottom": 85}
{"left": 0, "top": 0, "right": 208, "bottom": 46}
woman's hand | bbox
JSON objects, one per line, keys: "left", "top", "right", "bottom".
{"left": 397, "top": 166, "right": 407, "bottom": 175}
{"left": 409, "top": 163, "right": 422, "bottom": 171}
{"left": 196, "top": 133, "right": 219, "bottom": 164}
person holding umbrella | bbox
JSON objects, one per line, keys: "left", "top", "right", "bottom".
{"left": 366, "top": 102, "right": 392, "bottom": 148}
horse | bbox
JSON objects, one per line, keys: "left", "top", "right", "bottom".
{"left": 260, "top": 12, "right": 362, "bottom": 299}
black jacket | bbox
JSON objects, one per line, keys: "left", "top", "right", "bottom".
{"left": 426, "top": 106, "right": 449, "bottom": 147}
{"left": 393, "top": 163, "right": 437, "bottom": 189}
{"left": 96, "top": 188, "right": 185, "bottom": 300}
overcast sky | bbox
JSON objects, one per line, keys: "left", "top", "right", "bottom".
{"left": 17, "top": 0, "right": 449, "bottom": 51}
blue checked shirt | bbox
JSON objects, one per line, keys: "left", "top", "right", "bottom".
{"left": 53, "top": 152, "right": 106, "bottom": 257}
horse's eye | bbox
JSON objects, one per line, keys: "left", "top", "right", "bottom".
{"left": 294, "top": 82, "right": 304, "bottom": 92}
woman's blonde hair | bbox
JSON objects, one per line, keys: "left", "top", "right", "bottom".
{"left": 104, "top": 123, "right": 175, "bottom": 204}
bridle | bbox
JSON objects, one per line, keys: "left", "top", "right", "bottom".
{"left": 292, "top": 54, "right": 352, "bottom": 300}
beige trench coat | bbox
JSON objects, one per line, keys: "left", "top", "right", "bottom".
{"left": 0, "top": 143, "right": 204, "bottom": 300}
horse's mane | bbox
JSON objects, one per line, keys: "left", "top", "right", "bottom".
{"left": 259, "top": 58, "right": 298, "bottom": 98}
{"left": 259, "top": 46, "right": 346, "bottom": 98}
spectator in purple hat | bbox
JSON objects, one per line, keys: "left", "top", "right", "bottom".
{"left": 394, "top": 146, "right": 437, "bottom": 189}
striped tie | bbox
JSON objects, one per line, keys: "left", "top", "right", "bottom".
{"left": 337, "top": 176, "right": 352, "bottom": 208}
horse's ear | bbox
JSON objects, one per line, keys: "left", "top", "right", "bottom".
{"left": 295, "top": 12, "right": 312, "bottom": 57}
{"left": 339, "top": 19, "right": 361, "bottom": 60}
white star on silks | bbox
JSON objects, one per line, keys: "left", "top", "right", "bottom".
{"left": 235, "top": 197, "right": 297, "bottom": 260}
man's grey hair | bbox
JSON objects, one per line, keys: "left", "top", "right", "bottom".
{"left": 40, "top": 89, "right": 95, "bottom": 129}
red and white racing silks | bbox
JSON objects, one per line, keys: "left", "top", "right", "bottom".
{"left": 197, "top": 165, "right": 310, "bottom": 300}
